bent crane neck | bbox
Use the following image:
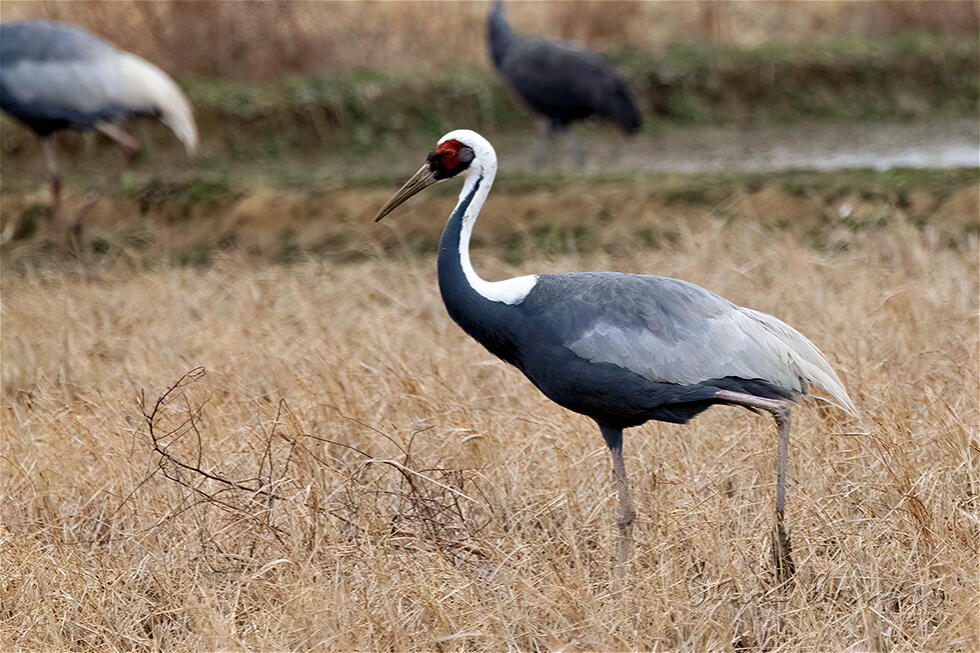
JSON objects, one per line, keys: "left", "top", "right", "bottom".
{"left": 437, "top": 168, "right": 532, "bottom": 364}
{"left": 437, "top": 169, "right": 493, "bottom": 311}
{"left": 488, "top": 0, "right": 514, "bottom": 69}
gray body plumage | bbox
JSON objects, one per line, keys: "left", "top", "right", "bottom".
{"left": 549, "top": 273, "right": 843, "bottom": 395}
{"left": 491, "top": 272, "right": 854, "bottom": 427}
{"left": 487, "top": 0, "right": 641, "bottom": 133}
{"left": 0, "top": 20, "right": 196, "bottom": 150}
{"left": 433, "top": 161, "right": 855, "bottom": 429}
{"left": 382, "top": 129, "right": 855, "bottom": 585}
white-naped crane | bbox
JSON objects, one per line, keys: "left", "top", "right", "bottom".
{"left": 488, "top": 0, "right": 641, "bottom": 164}
{"left": 375, "top": 129, "right": 857, "bottom": 592}
{"left": 0, "top": 19, "right": 197, "bottom": 238}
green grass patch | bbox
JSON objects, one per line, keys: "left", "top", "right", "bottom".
{"left": 174, "top": 33, "right": 977, "bottom": 158}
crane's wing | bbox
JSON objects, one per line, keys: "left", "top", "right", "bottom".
{"left": 0, "top": 20, "right": 197, "bottom": 151}
{"left": 500, "top": 38, "right": 640, "bottom": 132}
{"left": 528, "top": 272, "right": 857, "bottom": 414}
{"left": 0, "top": 20, "right": 117, "bottom": 64}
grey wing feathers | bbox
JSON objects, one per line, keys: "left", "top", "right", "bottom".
{"left": 554, "top": 44, "right": 640, "bottom": 131}
{"left": 1, "top": 20, "right": 121, "bottom": 125}
{"left": 4, "top": 57, "right": 125, "bottom": 122}
{"left": 502, "top": 39, "right": 597, "bottom": 98}
{"left": 497, "top": 37, "right": 641, "bottom": 133}
{"left": 735, "top": 306, "right": 857, "bottom": 414}
{"left": 0, "top": 20, "right": 197, "bottom": 151}
{"left": 487, "top": 1, "right": 641, "bottom": 133}
{"left": 0, "top": 20, "right": 115, "bottom": 64}
{"left": 548, "top": 273, "right": 857, "bottom": 414}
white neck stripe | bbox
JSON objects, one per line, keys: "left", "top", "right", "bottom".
{"left": 456, "top": 169, "right": 537, "bottom": 305}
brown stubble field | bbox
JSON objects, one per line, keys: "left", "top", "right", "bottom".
{"left": 2, "top": 186, "right": 977, "bottom": 650}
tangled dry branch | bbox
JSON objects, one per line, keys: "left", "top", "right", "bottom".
{"left": 139, "top": 368, "right": 495, "bottom": 569}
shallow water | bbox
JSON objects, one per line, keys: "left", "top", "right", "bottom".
{"left": 499, "top": 117, "right": 980, "bottom": 174}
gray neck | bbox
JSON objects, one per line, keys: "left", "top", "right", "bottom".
{"left": 437, "top": 173, "right": 523, "bottom": 365}
{"left": 488, "top": 0, "right": 514, "bottom": 69}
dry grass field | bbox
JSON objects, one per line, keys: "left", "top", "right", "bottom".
{"left": 2, "top": 181, "right": 977, "bottom": 649}
{"left": 3, "top": 1, "right": 977, "bottom": 78}
{"left": 1, "top": 1, "right": 977, "bottom": 649}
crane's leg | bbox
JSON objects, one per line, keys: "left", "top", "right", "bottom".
{"left": 564, "top": 129, "right": 586, "bottom": 169}
{"left": 41, "top": 137, "right": 62, "bottom": 220}
{"left": 714, "top": 389, "right": 795, "bottom": 584}
{"left": 2, "top": 137, "right": 64, "bottom": 245}
{"left": 600, "top": 425, "right": 635, "bottom": 597}
{"left": 69, "top": 122, "right": 141, "bottom": 236}
{"left": 533, "top": 121, "right": 557, "bottom": 168}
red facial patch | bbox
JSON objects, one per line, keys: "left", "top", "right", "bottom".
{"left": 434, "top": 139, "right": 465, "bottom": 170}
{"left": 427, "top": 139, "right": 474, "bottom": 180}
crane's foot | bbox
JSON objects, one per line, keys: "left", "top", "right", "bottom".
{"left": 69, "top": 206, "right": 88, "bottom": 238}
{"left": 770, "top": 513, "right": 795, "bottom": 585}
{"left": 45, "top": 215, "right": 85, "bottom": 260}
{"left": 602, "top": 428, "right": 637, "bottom": 599}
{"left": 611, "top": 508, "right": 635, "bottom": 598}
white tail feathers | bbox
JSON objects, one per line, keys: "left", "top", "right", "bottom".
{"left": 741, "top": 307, "right": 859, "bottom": 416}
{"left": 116, "top": 52, "right": 197, "bottom": 153}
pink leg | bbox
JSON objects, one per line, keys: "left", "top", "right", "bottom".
{"left": 715, "top": 389, "right": 795, "bottom": 583}
{"left": 68, "top": 123, "right": 141, "bottom": 236}
{"left": 35, "top": 136, "right": 68, "bottom": 243}
{"left": 41, "top": 137, "right": 62, "bottom": 217}
{"left": 601, "top": 425, "right": 635, "bottom": 597}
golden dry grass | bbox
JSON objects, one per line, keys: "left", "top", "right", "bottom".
{"left": 2, "top": 189, "right": 977, "bottom": 649}
{"left": 3, "top": 1, "right": 978, "bottom": 78}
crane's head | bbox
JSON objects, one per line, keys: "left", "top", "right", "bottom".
{"left": 375, "top": 130, "right": 495, "bottom": 222}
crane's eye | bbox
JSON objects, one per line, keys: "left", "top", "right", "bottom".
{"left": 428, "top": 141, "right": 474, "bottom": 180}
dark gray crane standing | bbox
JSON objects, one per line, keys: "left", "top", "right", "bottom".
{"left": 0, "top": 19, "right": 197, "bottom": 237}
{"left": 375, "top": 130, "right": 857, "bottom": 592}
{"left": 488, "top": 0, "right": 641, "bottom": 163}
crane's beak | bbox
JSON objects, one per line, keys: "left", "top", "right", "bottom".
{"left": 375, "top": 164, "right": 438, "bottom": 222}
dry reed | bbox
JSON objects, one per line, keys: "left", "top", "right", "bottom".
{"left": 2, "top": 202, "right": 977, "bottom": 649}
{"left": 2, "top": 1, "right": 977, "bottom": 78}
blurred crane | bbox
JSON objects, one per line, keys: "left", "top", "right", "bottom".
{"left": 376, "top": 130, "right": 857, "bottom": 592}
{"left": 0, "top": 19, "right": 197, "bottom": 238}
{"left": 488, "top": 0, "right": 641, "bottom": 164}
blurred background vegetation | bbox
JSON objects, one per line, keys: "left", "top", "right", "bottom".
{"left": 1, "top": 0, "right": 977, "bottom": 156}
{"left": 5, "top": 0, "right": 979, "bottom": 76}
{"left": 0, "top": 1, "right": 977, "bottom": 265}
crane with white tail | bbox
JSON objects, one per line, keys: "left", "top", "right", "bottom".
{"left": 375, "top": 129, "right": 858, "bottom": 593}
{"left": 0, "top": 19, "right": 197, "bottom": 239}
